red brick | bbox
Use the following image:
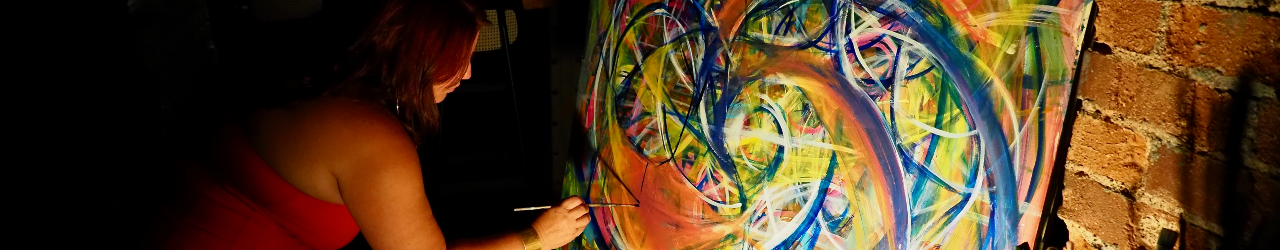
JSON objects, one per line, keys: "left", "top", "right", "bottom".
{"left": 1254, "top": 101, "right": 1280, "bottom": 166}
{"left": 1094, "top": 0, "right": 1164, "bottom": 53}
{"left": 1168, "top": 4, "right": 1280, "bottom": 83}
{"left": 1225, "top": 172, "right": 1280, "bottom": 246}
{"left": 1191, "top": 84, "right": 1237, "bottom": 154}
{"left": 1060, "top": 171, "right": 1134, "bottom": 247}
{"left": 1132, "top": 202, "right": 1179, "bottom": 249}
{"left": 1201, "top": 0, "right": 1279, "bottom": 10}
{"left": 1067, "top": 230, "right": 1096, "bottom": 250}
{"left": 1183, "top": 223, "right": 1222, "bottom": 250}
{"left": 1244, "top": 173, "right": 1280, "bottom": 214}
{"left": 1068, "top": 115, "right": 1150, "bottom": 188}
{"left": 1144, "top": 145, "right": 1233, "bottom": 224}
{"left": 1078, "top": 52, "right": 1191, "bottom": 135}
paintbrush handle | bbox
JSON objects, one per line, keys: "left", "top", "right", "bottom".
{"left": 512, "top": 206, "right": 553, "bottom": 211}
{"left": 586, "top": 203, "right": 639, "bottom": 208}
{"left": 513, "top": 203, "right": 638, "bottom": 211}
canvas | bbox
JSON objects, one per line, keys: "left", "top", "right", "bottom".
{"left": 563, "top": 0, "right": 1094, "bottom": 249}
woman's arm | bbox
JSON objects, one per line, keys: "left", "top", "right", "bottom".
{"left": 311, "top": 100, "right": 446, "bottom": 250}
{"left": 304, "top": 99, "right": 586, "bottom": 250}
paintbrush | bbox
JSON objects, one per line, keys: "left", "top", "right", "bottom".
{"left": 513, "top": 203, "right": 639, "bottom": 211}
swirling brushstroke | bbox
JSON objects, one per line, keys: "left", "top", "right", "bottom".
{"left": 563, "top": 0, "right": 1092, "bottom": 249}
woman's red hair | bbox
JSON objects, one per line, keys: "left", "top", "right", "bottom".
{"left": 331, "top": 0, "right": 485, "bottom": 144}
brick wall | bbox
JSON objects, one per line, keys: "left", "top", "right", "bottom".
{"left": 1058, "top": 0, "right": 1279, "bottom": 249}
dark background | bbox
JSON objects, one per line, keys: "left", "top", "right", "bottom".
{"left": 61, "top": 0, "right": 590, "bottom": 248}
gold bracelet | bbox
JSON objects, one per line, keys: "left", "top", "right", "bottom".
{"left": 518, "top": 227, "right": 542, "bottom": 250}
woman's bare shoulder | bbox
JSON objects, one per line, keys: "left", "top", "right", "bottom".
{"left": 295, "top": 97, "right": 406, "bottom": 137}
{"left": 249, "top": 97, "right": 417, "bottom": 175}
{"left": 263, "top": 97, "right": 404, "bottom": 138}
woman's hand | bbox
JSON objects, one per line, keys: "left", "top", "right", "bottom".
{"left": 531, "top": 196, "right": 590, "bottom": 250}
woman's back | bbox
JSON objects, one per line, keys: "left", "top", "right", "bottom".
{"left": 146, "top": 113, "right": 360, "bottom": 250}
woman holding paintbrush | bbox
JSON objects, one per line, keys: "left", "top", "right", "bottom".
{"left": 144, "top": 0, "right": 589, "bottom": 249}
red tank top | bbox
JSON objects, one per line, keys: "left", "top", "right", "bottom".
{"left": 149, "top": 117, "right": 360, "bottom": 250}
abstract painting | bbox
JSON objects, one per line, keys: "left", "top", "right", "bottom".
{"left": 563, "top": 0, "right": 1094, "bottom": 249}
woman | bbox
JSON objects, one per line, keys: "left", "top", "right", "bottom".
{"left": 147, "top": 0, "right": 590, "bottom": 249}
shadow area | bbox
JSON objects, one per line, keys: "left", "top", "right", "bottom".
{"left": 1199, "top": 62, "right": 1280, "bottom": 249}
{"left": 1179, "top": 58, "right": 1279, "bottom": 249}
